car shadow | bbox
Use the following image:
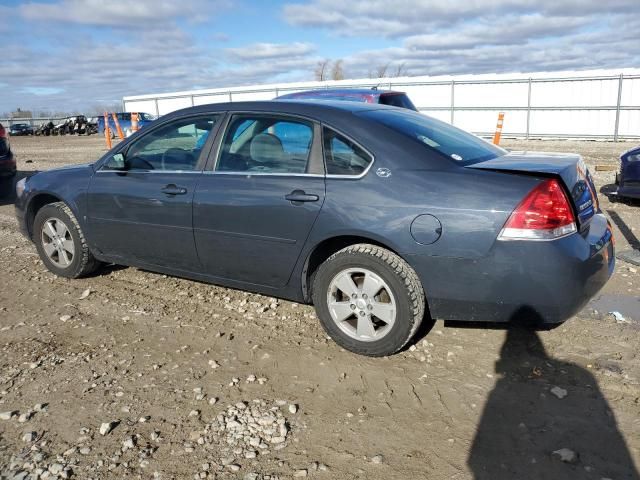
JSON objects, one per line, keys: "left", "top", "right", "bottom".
{"left": 600, "top": 183, "right": 640, "bottom": 207}
{"left": 0, "top": 170, "right": 37, "bottom": 206}
{"left": 467, "top": 326, "right": 640, "bottom": 480}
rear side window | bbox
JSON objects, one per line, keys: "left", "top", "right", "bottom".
{"left": 323, "top": 127, "right": 373, "bottom": 176}
{"left": 360, "top": 109, "right": 505, "bottom": 164}
{"left": 379, "top": 94, "right": 417, "bottom": 110}
{"left": 216, "top": 115, "right": 313, "bottom": 174}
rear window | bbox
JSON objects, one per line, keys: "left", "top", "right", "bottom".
{"left": 360, "top": 109, "right": 505, "bottom": 164}
{"left": 379, "top": 93, "right": 417, "bottom": 110}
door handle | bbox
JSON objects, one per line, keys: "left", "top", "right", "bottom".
{"left": 161, "top": 184, "right": 187, "bottom": 195}
{"left": 285, "top": 190, "right": 319, "bottom": 203}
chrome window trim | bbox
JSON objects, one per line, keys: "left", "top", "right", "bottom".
{"left": 202, "top": 171, "right": 323, "bottom": 177}
{"left": 96, "top": 169, "right": 203, "bottom": 174}
{"left": 321, "top": 124, "right": 375, "bottom": 180}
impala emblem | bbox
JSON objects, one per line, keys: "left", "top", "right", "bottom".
{"left": 376, "top": 168, "right": 392, "bottom": 178}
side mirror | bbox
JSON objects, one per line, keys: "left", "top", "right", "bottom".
{"left": 105, "top": 153, "right": 126, "bottom": 170}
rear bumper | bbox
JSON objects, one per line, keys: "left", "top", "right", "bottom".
{"left": 407, "top": 213, "right": 614, "bottom": 324}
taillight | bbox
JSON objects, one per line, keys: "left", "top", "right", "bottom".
{"left": 498, "top": 178, "right": 577, "bottom": 241}
{"left": 0, "top": 124, "right": 6, "bottom": 138}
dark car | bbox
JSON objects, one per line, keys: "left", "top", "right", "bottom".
{"left": 615, "top": 145, "right": 640, "bottom": 199}
{"left": 14, "top": 101, "right": 614, "bottom": 356}
{"left": 9, "top": 123, "right": 34, "bottom": 136}
{"left": 0, "top": 122, "right": 16, "bottom": 178}
{"left": 276, "top": 88, "right": 418, "bottom": 110}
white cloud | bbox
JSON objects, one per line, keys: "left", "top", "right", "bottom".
{"left": 226, "top": 42, "right": 315, "bottom": 61}
{"left": 284, "top": 0, "right": 639, "bottom": 37}
{"left": 20, "top": 0, "right": 229, "bottom": 26}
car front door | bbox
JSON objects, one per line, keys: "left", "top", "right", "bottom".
{"left": 193, "top": 113, "right": 325, "bottom": 288}
{"left": 87, "top": 114, "right": 220, "bottom": 271}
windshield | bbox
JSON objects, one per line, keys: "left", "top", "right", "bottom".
{"left": 360, "top": 109, "right": 506, "bottom": 164}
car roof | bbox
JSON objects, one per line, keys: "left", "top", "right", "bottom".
{"left": 161, "top": 99, "right": 399, "bottom": 121}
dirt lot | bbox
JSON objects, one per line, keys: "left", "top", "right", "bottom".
{"left": 0, "top": 135, "right": 639, "bottom": 480}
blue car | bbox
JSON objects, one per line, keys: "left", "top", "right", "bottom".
{"left": 97, "top": 112, "right": 156, "bottom": 137}
{"left": 14, "top": 101, "right": 613, "bottom": 356}
{"left": 616, "top": 145, "right": 640, "bottom": 199}
{"left": 276, "top": 88, "right": 418, "bottom": 110}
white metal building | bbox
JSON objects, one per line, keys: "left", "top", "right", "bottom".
{"left": 123, "top": 69, "right": 640, "bottom": 140}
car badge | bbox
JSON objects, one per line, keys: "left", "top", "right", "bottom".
{"left": 376, "top": 168, "right": 392, "bottom": 178}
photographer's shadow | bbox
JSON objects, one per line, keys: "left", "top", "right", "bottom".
{"left": 468, "top": 327, "right": 639, "bottom": 480}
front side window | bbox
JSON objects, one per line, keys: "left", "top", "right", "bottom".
{"left": 122, "top": 115, "right": 218, "bottom": 171}
{"left": 216, "top": 115, "right": 313, "bottom": 173}
{"left": 323, "top": 127, "right": 373, "bottom": 176}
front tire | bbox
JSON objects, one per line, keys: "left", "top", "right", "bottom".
{"left": 33, "top": 202, "right": 101, "bottom": 278}
{"left": 312, "top": 244, "right": 425, "bottom": 357}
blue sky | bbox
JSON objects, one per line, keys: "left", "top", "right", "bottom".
{"left": 2, "top": 0, "right": 639, "bottom": 114}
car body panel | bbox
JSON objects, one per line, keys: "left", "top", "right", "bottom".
{"left": 616, "top": 145, "right": 640, "bottom": 199}
{"left": 86, "top": 171, "right": 201, "bottom": 271}
{"left": 14, "top": 100, "right": 614, "bottom": 325}
{"left": 193, "top": 174, "right": 326, "bottom": 287}
{"left": 467, "top": 151, "right": 599, "bottom": 226}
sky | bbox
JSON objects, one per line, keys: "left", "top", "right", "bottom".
{"left": 2, "top": 0, "right": 639, "bottom": 114}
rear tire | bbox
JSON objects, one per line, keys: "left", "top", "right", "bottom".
{"left": 33, "top": 202, "right": 101, "bottom": 278}
{"left": 312, "top": 244, "right": 425, "bottom": 357}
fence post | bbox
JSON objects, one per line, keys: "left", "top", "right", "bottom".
{"left": 526, "top": 78, "right": 532, "bottom": 140}
{"left": 154, "top": 99, "right": 159, "bottom": 117}
{"left": 190, "top": 95, "right": 195, "bottom": 106}
{"left": 450, "top": 80, "right": 455, "bottom": 125}
{"left": 229, "top": 91, "right": 233, "bottom": 102}
{"left": 614, "top": 73, "right": 623, "bottom": 142}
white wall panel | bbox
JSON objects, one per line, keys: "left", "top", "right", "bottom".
{"left": 455, "top": 110, "right": 527, "bottom": 135}
{"left": 193, "top": 94, "right": 230, "bottom": 105}
{"left": 123, "top": 69, "right": 640, "bottom": 138}
{"left": 392, "top": 84, "right": 451, "bottom": 108}
{"left": 455, "top": 82, "right": 528, "bottom": 108}
{"left": 530, "top": 110, "right": 617, "bottom": 136}
{"left": 157, "top": 97, "right": 192, "bottom": 115}
{"left": 123, "top": 100, "right": 157, "bottom": 116}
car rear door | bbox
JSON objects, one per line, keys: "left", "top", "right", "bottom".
{"left": 87, "top": 114, "right": 221, "bottom": 271}
{"left": 193, "top": 112, "right": 325, "bottom": 288}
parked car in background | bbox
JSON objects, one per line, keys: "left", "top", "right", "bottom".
{"left": 15, "top": 100, "right": 614, "bottom": 356}
{"left": 97, "top": 112, "right": 156, "bottom": 137}
{"left": 615, "top": 145, "right": 640, "bottom": 200}
{"left": 9, "top": 123, "right": 34, "bottom": 136}
{"left": 276, "top": 88, "right": 418, "bottom": 110}
{"left": 0, "top": 122, "right": 16, "bottom": 178}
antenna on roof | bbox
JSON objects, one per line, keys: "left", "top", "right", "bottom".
{"left": 371, "top": 83, "right": 381, "bottom": 90}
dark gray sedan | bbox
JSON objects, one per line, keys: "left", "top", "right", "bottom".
{"left": 14, "top": 101, "right": 614, "bottom": 356}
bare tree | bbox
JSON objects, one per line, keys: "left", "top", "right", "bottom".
{"left": 331, "top": 59, "right": 345, "bottom": 81}
{"left": 375, "top": 63, "right": 390, "bottom": 78}
{"left": 314, "top": 59, "right": 330, "bottom": 81}
{"left": 393, "top": 62, "right": 408, "bottom": 77}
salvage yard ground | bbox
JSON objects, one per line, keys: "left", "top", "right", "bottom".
{"left": 0, "top": 135, "right": 639, "bottom": 479}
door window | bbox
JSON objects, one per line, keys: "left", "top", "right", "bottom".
{"left": 120, "top": 116, "right": 218, "bottom": 171}
{"left": 216, "top": 115, "right": 313, "bottom": 173}
{"left": 323, "top": 127, "right": 373, "bottom": 176}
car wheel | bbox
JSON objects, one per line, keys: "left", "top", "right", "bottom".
{"left": 33, "top": 202, "right": 101, "bottom": 278}
{"left": 312, "top": 244, "right": 425, "bottom": 357}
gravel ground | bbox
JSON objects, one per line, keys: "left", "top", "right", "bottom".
{"left": 0, "top": 135, "right": 639, "bottom": 480}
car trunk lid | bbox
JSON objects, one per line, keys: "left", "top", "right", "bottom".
{"left": 465, "top": 151, "right": 598, "bottom": 227}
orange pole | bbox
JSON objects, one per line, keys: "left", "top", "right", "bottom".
{"left": 111, "top": 112, "right": 125, "bottom": 140}
{"left": 131, "top": 112, "right": 139, "bottom": 132}
{"left": 492, "top": 112, "right": 505, "bottom": 145}
{"left": 103, "top": 112, "right": 112, "bottom": 149}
